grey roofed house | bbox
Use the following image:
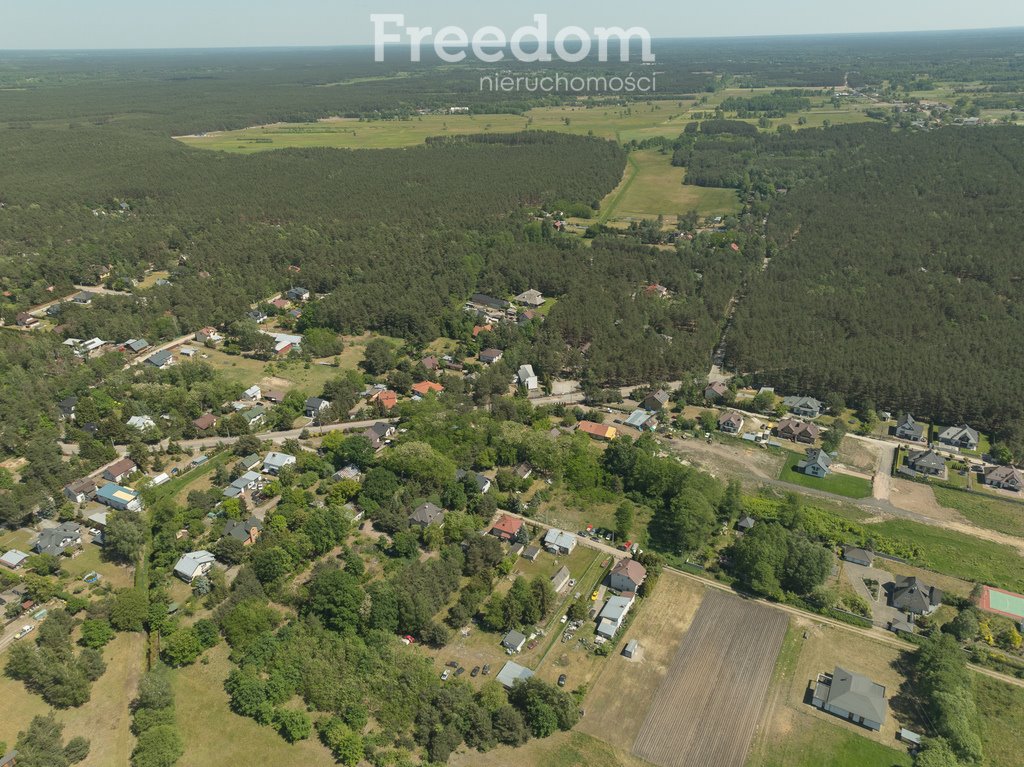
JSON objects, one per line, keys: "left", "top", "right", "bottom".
{"left": 599, "top": 595, "right": 634, "bottom": 625}
{"left": 642, "top": 389, "right": 670, "bottom": 412}
{"left": 0, "top": 549, "right": 29, "bottom": 570}
{"left": 287, "top": 287, "right": 310, "bottom": 301}
{"left": 237, "top": 454, "right": 261, "bottom": 472}
{"left": 479, "top": 348, "right": 503, "bottom": 365}
{"left": 626, "top": 409, "right": 657, "bottom": 430}
{"left": 247, "top": 309, "right": 268, "bottom": 323}
{"left": 146, "top": 349, "right": 174, "bottom": 368}
{"left": 73, "top": 291, "right": 95, "bottom": 304}
{"left": 173, "top": 550, "right": 216, "bottom": 583}
{"left": 261, "top": 451, "right": 295, "bottom": 474}
{"left": 907, "top": 449, "right": 947, "bottom": 478}
{"left": 891, "top": 576, "right": 942, "bottom": 615}
{"left": 469, "top": 293, "right": 511, "bottom": 311}
{"left": 410, "top": 502, "right": 445, "bottom": 528}
{"left": 895, "top": 413, "right": 925, "bottom": 442}
{"left": 125, "top": 338, "right": 150, "bottom": 353}
{"left": 514, "top": 462, "right": 533, "bottom": 480}
{"left": 551, "top": 566, "right": 571, "bottom": 593}
{"left": 783, "top": 395, "right": 823, "bottom": 418}
{"left": 737, "top": 515, "right": 756, "bottom": 533}
{"left": 842, "top": 546, "right": 874, "bottom": 567}
{"left": 333, "top": 465, "right": 363, "bottom": 482}
{"left": 33, "top": 522, "right": 82, "bottom": 557}
{"left": 223, "top": 516, "right": 263, "bottom": 545}
{"left": 363, "top": 421, "right": 395, "bottom": 449}
{"left": 812, "top": 666, "right": 887, "bottom": 731}
{"left": 496, "top": 661, "right": 534, "bottom": 689}
{"left": 456, "top": 469, "right": 492, "bottom": 494}
{"left": 222, "top": 470, "right": 262, "bottom": 498}
{"left": 796, "top": 448, "right": 832, "bottom": 477}
{"left": 502, "top": 629, "right": 527, "bottom": 653}
{"left": 543, "top": 528, "right": 576, "bottom": 554}
{"left": 58, "top": 396, "right": 78, "bottom": 419}
{"left": 985, "top": 464, "right": 1024, "bottom": 491}
{"left": 937, "top": 423, "right": 980, "bottom": 450}
{"left": 514, "top": 289, "right": 545, "bottom": 307}
{"left": 304, "top": 396, "right": 330, "bottom": 417}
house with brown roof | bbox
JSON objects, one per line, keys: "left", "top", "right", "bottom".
{"left": 420, "top": 356, "right": 439, "bottom": 371}
{"left": 609, "top": 558, "right": 647, "bottom": 593}
{"left": 263, "top": 389, "right": 287, "bottom": 404}
{"left": 490, "top": 514, "right": 524, "bottom": 542}
{"left": 776, "top": 418, "right": 819, "bottom": 444}
{"left": 718, "top": 411, "right": 744, "bottom": 434}
{"left": 985, "top": 465, "right": 1023, "bottom": 492}
{"left": 577, "top": 421, "right": 617, "bottom": 441}
{"left": 479, "top": 348, "right": 503, "bottom": 365}
{"left": 192, "top": 413, "right": 218, "bottom": 431}
{"left": 103, "top": 458, "right": 137, "bottom": 484}
{"left": 704, "top": 381, "right": 728, "bottom": 401}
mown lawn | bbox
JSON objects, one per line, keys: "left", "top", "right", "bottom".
{"left": 750, "top": 722, "right": 912, "bottom": 767}
{"left": 933, "top": 486, "right": 1024, "bottom": 538}
{"left": 871, "top": 518, "right": 1024, "bottom": 593}
{"left": 779, "top": 452, "right": 873, "bottom": 499}
{"left": 974, "top": 674, "right": 1024, "bottom": 767}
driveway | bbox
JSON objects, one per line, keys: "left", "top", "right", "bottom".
{"left": 840, "top": 560, "right": 905, "bottom": 628}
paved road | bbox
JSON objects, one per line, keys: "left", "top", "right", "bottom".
{"left": 170, "top": 417, "right": 398, "bottom": 451}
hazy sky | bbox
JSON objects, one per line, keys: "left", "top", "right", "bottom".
{"left": 1, "top": 0, "right": 1022, "bottom": 49}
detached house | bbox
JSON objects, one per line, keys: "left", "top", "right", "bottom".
{"left": 479, "top": 348, "right": 503, "bottom": 365}
{"left": 103, "top": 458, "right": 137, "bottom": 484}
{"left": 490, "top": 514, "right": 524, "bottom": 542}
{"left": 192, "top": 413, "right": 218, "bottom": 431}
{"left": 411, "top": 380, "right": 444, "bottom": 397}
{"left": 543, "top": 528, "right": 576, "bottom": 555}
{"left": 286, "top": 287, "right": 310, "bottom": 302}
{"left": 146, "top": 350, "right": 174, "bottom": 369}
{"left": 891, "top": 576, "right": 942, "bottom": 615}
{"left": 894, "top": 413, "right": 924, "bottom": 442}
{"left": 577, "top": 421, "right": 617, "bottom": 441}
{"left": 173, "top": 550, "right": 216, "bottom": 583}
{"left": 609, "top": 558, "right": 647, "bottom": 593}
{"left": 796, "top": 448, "right": 832, "bottom": 478}
{"left": 783, "top": 396, "right": 823, "bottom": 418}
{"left": 33, "top": 523, "right": 82, "bottom": 557}
{"left": 363, "top": 422, "right": 396, "bottom": 450}
{"left": 304, "top": 397, "right": 330, "bottom": 418}
{"left": 518, "top": 364, "right": 539, "bottom": 391}
{"left": 985, "top": 465, "right": 1024, "bottom": 492}
{"left": 906, "top": 449, "right": 947, "bottom": 478}
{"left": 596, "top": 594, "right": 635, "bottom": 639}
{"left": 262, "top": 452, "right": 296, "bottom": 475}
{"left": 718, "top": 411, "right": 744, "bottom": 434}
{"left": 776, "top": 419, "right": 820, "bottom": 444}
{"left": 223, "top": 517, "right": 263, "bottom": 546}
{"left": 642, "top": 390, "right": 670, "bottom": 412}
{"left": 195, "top": 327, "right": 223, "bottom": 345}
{"left": 63, "top": 477, "right": 97, "bottom": 504}
{"left": 937, "top": 424, "right": 979, "bottom": 451}
{"left": 704, "top": 381, "right": 728, "bottom": 401}
{"left": 514, "top": 289, "right": 545, "bottom": 307}
{"left": 812, "top": 667, "right": 887, "bottom": 731}
{"left": 96, "top": 482, "right": 141, "bottom": 511}
{"left": 410, "top": 502, "right": 445, "bottom": 528}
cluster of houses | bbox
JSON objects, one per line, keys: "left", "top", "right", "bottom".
{"left": 219, "top": 451, "right": 296, "bottom": 501}
{"left": 63, "top": 458, "right": 143, "bottom": 512}
{"left": 624, "top": 389, "right": 670, "bottom": 432}
{"left": 464, "top": 289, "right": 546, "bottom": 327}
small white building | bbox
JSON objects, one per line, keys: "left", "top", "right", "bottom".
{"left": 262, "top": 451, "right": 296, "bottom": 475}
{"left": 173, "top": 550, "right": 216, "bottom": 583}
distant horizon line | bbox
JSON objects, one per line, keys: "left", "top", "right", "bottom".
{"left": 1, "top": 24, "right": 1022, "bottom": 54}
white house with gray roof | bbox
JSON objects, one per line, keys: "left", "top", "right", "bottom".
{"left": 173, "top": 550, "right": 216, "bottom": 583}
{"left": 783, "top": 395, "right": 823, "bottom": 418}
{"left": 543, "top": 528, "right": 576, "bottom": 555}
{"left": 596, "top": 594, "right": 635, "bottom": 638}
{"left": 812, "top": 667, "right": 887, "bottom": 731}
{"left": 937, "top": 424, "right": 979, "bottom": 451}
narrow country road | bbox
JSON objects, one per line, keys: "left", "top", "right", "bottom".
{"left": 168, "top": 417, "right": 398, "bottom": 451}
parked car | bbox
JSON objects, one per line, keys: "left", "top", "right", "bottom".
{"left": 482, "top": 664, "right": 491, "bottom": 675}
{"left": 591, "top": 590, "right": 599, "bottom": 601}
{"left": 440, "top": 669, "right": 450, "bottom": 681}
{"left": 446, "top": 660, "right": 459, "bottom": 668}
{"left": 470, "top": 666, "right": 480, "bottom": 677}
{"left": 455, "top": 667, "right": 465, "bottom": 676}
{"left": 558, "top": 674, "right": 567, "bottom": 687}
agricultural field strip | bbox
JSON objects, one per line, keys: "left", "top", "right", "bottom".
{"left": 632, "top": 590, "right": 789, "bottom": 767}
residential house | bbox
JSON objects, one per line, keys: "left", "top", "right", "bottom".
{"left": 577, "top": 421, "right": 617, "bottom": 441}
{"left": 262, "top": 331, "right": 302, "bottom": 355}
{"left": 57, "top": 397, "right": 78, "bottom": 420}
{"left": 776, "top": 419, "right": 820, "bottom": 444}
{"left": 242, "top": 385, "right": 262, "bottom": 401}
{"left": 514, "top": 289, "right": 545, "bottom": 307}
{"left": 409, "top": 502, "right": 445, "bottom": 528}
{"left": 625, "top": 409, "right": 658, "bottom": 431}
{"left": 240, "top": 406, "right": 266, "bottom": 429}
{"left": 937, "top": 424, "right": 980, "bottom": 451}
{"left": 86, "top": 512, "right": 108, "bottom": 529}
{"left": 195, "top": 327, "right": 224, "bottom": 345}
{"left": 363, "top": 422, "right": 396, "bottom": 450}
{"left": 124, "top": 338, "right": 150, "bottom": 354}
{"left": 236, "top": 454, "right": 261, "bottom": 473}
{"left": 796, "top": 448, "right": 832, "bottom": 478}
{"left": 737, "top": 516, "right": 756, "bottom": 533}
{"left": 472, "top": 324, "right": 492, "bottom": 338}
{"left": 173, "top": 550, "right": 216, "bottom": 583}
{"left": 371, "top": 389, "right": 398, "bottom": 411}
{"left": 644, "top": 284, "right": 670, "bottom": 299}
{"left": 1, "top": 550, "right": 29, "bottom": 570}
{"left": 906, "top": 449, "right": 947, "bottom": 478}
{"left": 247, "top": 309, "right": 268, "bottom": 323}
{"left": 894, "top": 413, "right": 925, "bottom": 442}
{"left": 514, "top": 463, "right": 533, "bottom": 480}
{"left": 704, "top": 381, "right": 728, "bottom": 401}
{"left": 263, "top": 389, "right": 287, "bottom": 404}
{"left": 783, "top": 396, "right": 823, "bottom": 418}
{"left": 718, "top": 411, "right": 744, "bottom": 434}
{"left": 518, "top": 364, "right": 539, "bottom": 390}
{"left": 984, "top": 465, "right": 1023, "bottom": 492}
{"left": 891, "top": 576, "right": 942, "bottom": 615}
{"left": 543, "top": 528, "right": 576, "bottom": 555}
{"left": 411, "top": 380, "right": 444, "bottom": 397}
{"left": 96, "top": 482, "right": 141, "bottom": 512}
{"left": 643, "top": 390, "right": 670, "bottom": 412}
{"left": 63, "top": 477, "right": 97, "bottom": 504}
{"left": 16, "top": 312, "right": 38, "bottom": 328}
{"left": 73, "top": 291, "right": 95, "bottom": 305}
{"left": 222, "top": 471, "right": 262, "bottom": 499}
{"left": 609, "top": 558, "right": 647, "bottom": 593}
{"left": 223, "top": 516, "right": 263, "bottom": 546}
{"left": 502, "top": 630, "right": 527, "bottom": 653}
{"left": 286, "top": 287, "right": 310, "bottom": 302}
{"left": 262, "top": 452, "right": 296, "bottom": 475}
{"left": 466, "top": 293, "right": 513, "bottom": 319}
{"left": 812, "top": 667, "right": 887, "bottom": 731}
{"left": 332, "top": 465, "right": 363, "bottom": 483}
{"left": 489, "top": 514, "right": 523, "bottom": 542}
{"left": 456, "top": 470, "right": 491, "bottom": 494}
{"left": 192, "top": 413, "right": 218, "bottom": 431}
{"left": 496, "top": 661, "right": 534, "bottom": 689}
{"left": 179, "top": 346, "right": 197, "bottom": 358}
{"left": 842, "top": 547, "right": 874, "bottom": 567}
{"left": 479, "top": 348, "right": 503, "bottom": 365}
{"left": 304, "top": 397, "right": 331, "bottom": 418}
{"left": 420, "top": 355, "right": 439, "bottom": 372}
{"left": 596, "top": 594, "right": 635, "bottom": 638}
{"left": 103, "top": 458, "right": 137, "bottom": 484}
{"left": 551, "top": 566, "right": 571, "bottom": 593}
{"left": 146, "top": 350, "right": 174, "bottom": 369}
{"left": 33, "top": 523, "right": 83, "bottom": 557}
{"left": 127, "top": 415, "right": 156, "bottom": 431}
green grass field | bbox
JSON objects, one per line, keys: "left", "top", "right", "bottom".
{"left": 779, "top": 453, "right": 873, "bottom": 499}
{"left": 974, "top": 675, "right": 1024, "bottom": 767}
{"left": 871, "top": 518, "right": 1024, "bottom": 593}
{"left": 933, "top": 486, "right": 1024, "bottom": 538}
{"left": 750, "top": 723, "right": 912, "bottom": 767}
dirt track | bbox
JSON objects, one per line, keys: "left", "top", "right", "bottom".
{"left": 632, "top": 590, "right": 789, "bottom": 767}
